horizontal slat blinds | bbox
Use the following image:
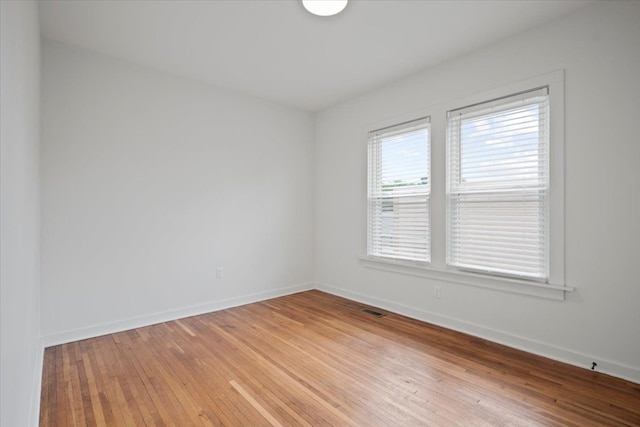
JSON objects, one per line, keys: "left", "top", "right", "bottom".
{"left": 447, "top": 88, "right": 549, "bottom": 280}
{"left": 368, "top": 117, "right": 430, "bottom": 262}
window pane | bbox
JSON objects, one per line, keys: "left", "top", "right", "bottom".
{"left": 460, "top": 104, "right": 542, "bottom": 185}
{"left": 380, "top": 128, "right": 430, "bottom": 192}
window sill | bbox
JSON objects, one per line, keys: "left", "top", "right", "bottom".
{"left": 359, "top": 256, "right": 574, "bottom": 301}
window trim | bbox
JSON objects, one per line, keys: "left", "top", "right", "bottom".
{"left": 359, "top": 255, "right": 573, "bottom": 301}
{"left": 361, "top": 70, "right": 568, "bottom": 300}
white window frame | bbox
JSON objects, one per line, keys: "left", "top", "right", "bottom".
{"left": 446, "top": 87, "right": 550, "bottom": 282}
{"left": 361, "top": 71, "right": 570, "bottom": 300}
{"left": 367, "top": 117, "right": 431, "bottom": 263}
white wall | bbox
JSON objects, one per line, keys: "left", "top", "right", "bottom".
{"left": 315, "top": 1, "right": 640, "bottom": 382}
{"left": 41, "top": 40, "right": 315, "bottom": 342}
{"left": 0, "top": 1, "right": 43, "bottom": 426}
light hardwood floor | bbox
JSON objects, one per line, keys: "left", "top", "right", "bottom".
{"left": 40, "top": 290, "right": 640, "bottom": 426}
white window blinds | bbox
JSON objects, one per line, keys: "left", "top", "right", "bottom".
{"left": 368, "top": 117, "right": 430, "bottom": 262}
{"left": 446, "top": 88, "right": 549, "bottom": 280}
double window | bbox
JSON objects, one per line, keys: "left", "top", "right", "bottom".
{"left": 367, "top": 86, "right": 555, "bottom": 284}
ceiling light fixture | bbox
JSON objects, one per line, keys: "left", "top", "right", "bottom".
{"left": 302, "top": 0, "right": 348, "bottom": 17}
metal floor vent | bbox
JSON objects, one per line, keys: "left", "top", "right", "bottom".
{"left": 360, "top": 308, "right": 386, "bottom": 318}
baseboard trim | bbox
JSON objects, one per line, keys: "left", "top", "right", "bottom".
{"left": 42, "top": 283, "right": 314, "bottom": 347}
{"left": 314, "top": 282, "right": 640, "bottom": 385}
{"left": 29, "top": 338, "right": 45, "bottom": 427}
{"left": 38, "top": 281, "right": 640, "bottom": 385}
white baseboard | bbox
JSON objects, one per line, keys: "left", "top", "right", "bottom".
{"left": 42, "top": 283, "right": 313, "bottom": 348}
{"left": 38, "top": 280, "right": 640, "bottom": 386}
{"left": 315, "top": 282, "right": 640, "bottom": 385}
{"left": 29, "top": 338, "right": 45, "bottom": 427}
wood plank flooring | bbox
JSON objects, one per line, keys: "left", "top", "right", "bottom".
{"left": 40, "top": 290, "right": 640, "bottom": 426}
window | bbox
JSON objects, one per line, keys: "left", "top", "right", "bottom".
{"left": 367, "top": 117, "right": 431, "bottom": 262}
{"left": 363, "top": 72, "right": 566, "bottom": 299}
{"left": 446, "top": 88, "right": 549, "bottom": 280}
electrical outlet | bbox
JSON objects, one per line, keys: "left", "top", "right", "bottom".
{"left": 434, "top": 286, "right": 442, "bottom": 299}
{"left": 216, "top": 267, "right": 224, "bottom": 279}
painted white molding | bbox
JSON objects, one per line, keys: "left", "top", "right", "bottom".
{"left": 359, "top": 256, "right": 574, "bottom": 301}
{"left": 29, "top": 340, "right": 45, "bottom": 427}
{"left": 42, "top": 283, "right": 313, "bottom": 347}
{"left": 40, "top": 281, "right": 639, "bottom": 386}
{"left": 315, "top": 282, "right": 640, "bottom": 385}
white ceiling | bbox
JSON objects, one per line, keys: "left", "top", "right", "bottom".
{"left": 39, "top": 0, "right": 593, "bottom": 111}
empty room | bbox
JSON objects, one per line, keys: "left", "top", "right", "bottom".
{"left": 2, "top": 0, "right": 640, "bottom": 425}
